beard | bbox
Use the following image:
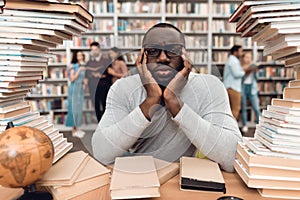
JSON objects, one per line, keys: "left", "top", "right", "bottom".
{"left": 148, "top": 62, "right": 184, "bottom": 88}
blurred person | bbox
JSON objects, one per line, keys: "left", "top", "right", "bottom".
{"left": 108, "top": 47, "right": 128, "bottom": 84}
{"left": 223, "top": 45, "right": 245, "bottom": 120}
{"left": 65, "top": 50, "right": 86, "bottom": 138}
{"left": 85, "top": 42, "right": 110, "bottom": 107}
{"left": 241, "top": 52, "right": 261, "bottom": 133}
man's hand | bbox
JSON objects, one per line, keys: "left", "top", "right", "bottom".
{"left": 164, "top": 48, "right": 193, "bottom": 117}
{"left": 137, "top": 48, "right": 162, "bottom": 120}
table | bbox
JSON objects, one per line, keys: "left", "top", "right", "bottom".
{"left": 71, "top": 172, "right": 288, "bottom": 200}
{"left": 2, "top": 172, "right": 288, "bottom": 200}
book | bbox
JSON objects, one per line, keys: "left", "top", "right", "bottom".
{"left": 243, "top": 137, "right": 300, "bottom": 160}
{"left": 0, "top": 25, "right": 72, "bottom": 40}
{"left": 263, "top": 34, "right": 300, "bottom": 56}
{"left": 237, "top": 4, "right": 300, "bottom": 33}
{"left": 229, "top": 0, "right": 296, "bottom": 23}
{"left": 267, "top": 105, "right": 300, "bottom": 116}
{"left": 258, "top": 188, "right": 300, "bottom": 199}
{"left": 262, "top": 109, "right": 300, "bottom": 124}
{"left": 0, "top": 105, "right": 31, "bottom": 119}
{"left": 260, "top": 116, "right": 300, "bottom": 129}
{"left": 284, "top": 87, "right": 300, "bottom": 100}
{"left": 2, "top": 9, "right": 88, "bottom": 28}
{"left": 236, "top": 147, "right": 300, "bottom": 178}
{"left": 0, "top": 37, "right": 56, "bottom": 48}
{"left": 0, "top": 60, "right": 48, "bottom": 67}
{"left": 5, "top": 0, "right": 93, "bottom": 23}
{"left": 0, "top": 75, "right": 43, "bottom": 82}
{"left": 0, "top": 71, "right": 43, "bottom": 77}
{"left": 110, "top": 156, "right": 160, "bottom": 200}
{"left": 45, "top": 156, "right": 110, "bottom": 200}
{"left": 286, "top": 55, "right": 300, "bottom": 67}
{"left": 0, "top": 111, "right": 39, "bottom": 126}
{"left": 0, "top": 49, "right": 51, "bottom": 58}
{"left": 38, "top": 151, "right": 89, "bottom": 186}
{"left": 180, "top": 157, "right": 226, "bottom": 193}
{"left": 0, "top": 15, "right": 88, "bottom": 32}
{"left": 290, "top": 80, "right": 300, "bottom": 87}
{"left": 237, "top": 142, "right": 300, "bottom": 170}
{"left": 273, "top": 46, "right": 300, "bottom": 60}
{"left": 234, "top": 160, "right": 300, "bottom": 189}
{"left": 0, "top": 101, "right": 29, "bottom": 112}
{"left": 0, "top": 186, "right": 24, "bottom": 200}
{"left": 256, "top": 134, "right": 300, "bottom": 154}
{"left": 154, "top": 158, "right": 179, "bottom": 185}
{"left": 53, "top": 142, "right": 73, "bottom": 164}
{"left": 0, "top": 31, "right": 63, "bottom": 45}
{"left": 272, "top": 98, "right": 300, "bottom": 108}
{"left": 241, "top": 16, "right": 300, "bottom": 37}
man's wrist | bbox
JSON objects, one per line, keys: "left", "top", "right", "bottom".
{"left": 164, "top": 95, "right": 183, "bottom": 117}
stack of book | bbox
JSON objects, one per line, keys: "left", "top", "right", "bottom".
{"left": 38, "top": 151, "right": 111, "bottom": 200}
{"left": 230, "top": 1, "right": 300, "bottom": 199}
{"left": 0, "top": 0, "right": 92, "bottom": 163}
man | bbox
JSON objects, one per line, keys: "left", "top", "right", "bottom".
{"left": 223, "top": 45, "right": 245, "bottom": 120}
{"left": 92, "top": 23, "right": 242, "bottom": 172}
{"left": 84, "top": 42, "right": 110, "bottom": 121}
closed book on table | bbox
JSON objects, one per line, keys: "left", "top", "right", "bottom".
{"left": 46, "top": 156, "right": 110, "bottom": 200}
{"left": 38, "top": 151, "right": 89, "bottom": 186}
{"left": 258, "top": 188, "right": 300, "bottom": 199}
{"left": 180, "top": 157, "right": 226, "bottom": 193}
{"left": 154, "top": 158, "right": 179, "bottom": 185}
{"left": 110, "top": 156, "right": 160, "bottom": 199}
{"left": 0, "top": 186, "right": 24, "bottom": 200}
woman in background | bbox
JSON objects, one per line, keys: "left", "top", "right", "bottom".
{"left": 65, "top": 50, "right": 86, "bottom": 138}
{"left": 108, "top": 47, "right": 128, "bottom": 83}
{"left": 241, "top": 52, "right": 261, "bottom": 134}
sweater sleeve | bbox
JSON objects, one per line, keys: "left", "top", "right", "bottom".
{"left": 172, "top": 75, "right": 242, "bottom": 172}
{"left": 92, "top": 80, "right": 151, "bottom": 164}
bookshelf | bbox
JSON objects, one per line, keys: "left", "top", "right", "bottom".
{"left": 29, "top": 0, "right": 292, "bottom": 125}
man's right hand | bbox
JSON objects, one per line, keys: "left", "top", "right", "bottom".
{"left": 136, "top": 48, "right": 162, "bottom": 120}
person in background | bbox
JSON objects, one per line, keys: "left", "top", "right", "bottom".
{"left": 65, "top": 50, "right": 86, "bottom": 138}
{"left": 108, "top": 47, "right": 128, "bottom": 84}
{"left": 223, "top": 45, "right": 245, "bottom": 120}
{"left": 84, "top": 42, "right": 110, "bottom": 121}
{"left": 241, "top": 52, "right": 261, "bottom": 134}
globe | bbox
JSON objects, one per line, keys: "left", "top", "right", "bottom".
{"left": 0, "top": 126, "right": 54, "bottom": 188}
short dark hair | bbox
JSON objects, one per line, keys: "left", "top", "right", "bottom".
{"left": 90, "top": 41, "right": 100, "bottom": 48}
{"left": 230, "top": 45, "right": 242, "bottom": 55}
{"left": 142, "top": 23, "right": 185, "bottom": 46}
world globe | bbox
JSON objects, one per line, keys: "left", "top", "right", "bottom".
{"left": 0, "top": 126, "right": 54, "bottom": 188}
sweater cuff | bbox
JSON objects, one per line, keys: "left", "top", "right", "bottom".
{"left": 129, "top": 106, "right": 151, "bottom": 128}
{"left": 172, "top": 103, "right": 189, "bottom": 124}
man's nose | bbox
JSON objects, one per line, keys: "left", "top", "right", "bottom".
{"left": 156, "top": 50, "right": 170, "bottom": 63}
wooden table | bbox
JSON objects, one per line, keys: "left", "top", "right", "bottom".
{"left": 3, "top": 172, "right": 288, "bottom": 200}
{"left": 69, "top": 172, "right": 288, "bottom": 200}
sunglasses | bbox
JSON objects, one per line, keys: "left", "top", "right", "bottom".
{"left": 144, "top": 44, "right": 184, "bottom": 58}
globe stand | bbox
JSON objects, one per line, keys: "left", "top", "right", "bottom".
{"left": 17, "top": 184, "right": 53, "bottom": 200}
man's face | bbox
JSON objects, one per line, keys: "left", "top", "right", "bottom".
{"left": 91, "top": 45, "right": 100, "bottom": 58}
{"left": 142, "top": 27, "right": 185, "bottom": 86}
{"left": 236, "top": 48, "right": 243, "bottom": 58}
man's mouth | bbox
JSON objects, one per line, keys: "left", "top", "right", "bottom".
{"left": 154, "top": 65, "right": 174, "bottom": 77}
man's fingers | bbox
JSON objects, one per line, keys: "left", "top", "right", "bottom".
{"left": 136, "top": 48, "right": 144, "bottom": 67}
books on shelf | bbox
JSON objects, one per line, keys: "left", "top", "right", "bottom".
{"left": 118, "top": 1, "right": 161, "bottom": 14}
{"left": 167, "top": 20, "right": 208, "bottom": 32}
{"left": 166, "top": 2, "right": 208, "bottom": 15}
{"left": 213, "top": 3, "right": 238, "bottom": 16}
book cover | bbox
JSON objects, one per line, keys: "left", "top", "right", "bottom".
{"left": 180, "top": 157, "right": 226, "bottom": 193}
{"left": 110, "top": 156, "right": 160, "bottom": 199}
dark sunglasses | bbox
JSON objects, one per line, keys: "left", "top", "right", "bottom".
{"left": 144, "top": 44, "right": 184, "bottom": 58}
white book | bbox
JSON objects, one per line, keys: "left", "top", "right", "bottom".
{"left": 256, "top": 134, "right": 300, "bottom": 155}
{"left": 260, "top": 121, "right": 300, "bottom": 136}
{"left": 0, "top": 55, "right": 48, "bottom": 62}
{"left": 260, "top": 116, "right": 300, "bottom": 129}
{"left": 53, "top": 142, "right": 73, "bottom": 164}
{"left": 243, "top": 137, "right": 300, "bottom": 160}
{"left": 262, "top": 110, "right": 300, "bottom": 124}
{"left": 0, "top": 49, "right": 51, "bottom": 58}
{"left": 267, "top": 105, "right": 300, "bottom": 116}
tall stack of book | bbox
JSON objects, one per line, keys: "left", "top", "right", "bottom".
{"left": 0, "top": 0, "right": 92, "bottom": 163}
{"left": 230, "top": 1, "right": 300, "bottom": 199}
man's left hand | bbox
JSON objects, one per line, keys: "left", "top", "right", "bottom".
{"left": 164, "top": 48, "right": 193, "bottom": 117}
